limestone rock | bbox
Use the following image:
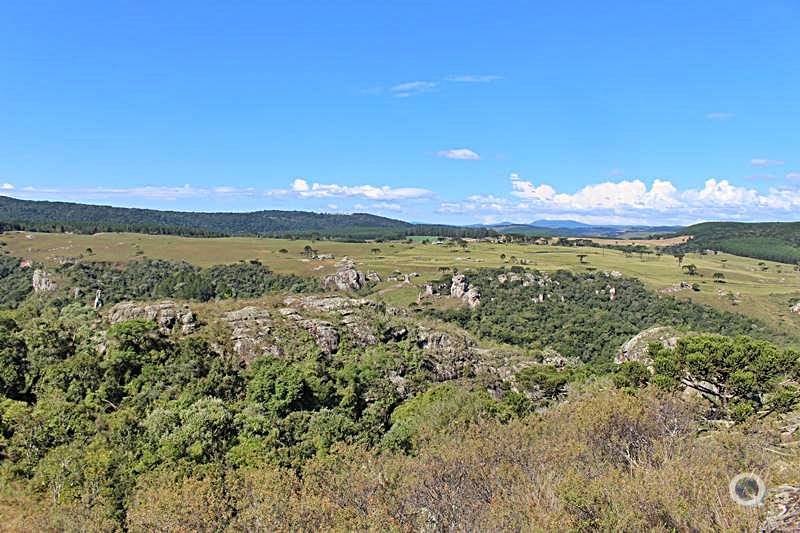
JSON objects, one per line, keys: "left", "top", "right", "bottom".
{"left": 109, "top": 301, "right": 197, "bottom": 335}
{"left": 616, "top": 326, "right": 682, "bottom": 366}
{"left": 298, "top": 318, "right": 340, "bottom": 355}
{"left": 450, "top": 274, "right": 480, "bottom": 308}
{"left": 450, "top": 274, "right": 468, "bottom": 299}
{"left": 323, "top": 261, "right": 367, "bottom": 291}
{"left": 463, "top": 287, "right": 481, "bottom": 309}
{"left": 416, "top": 326, "right": 477, "bottom": 381}
{"left": 222, "top": 307, "right": 280, "bottom": 366}
{"left": 791, "top": 302, "right": 800, "bottom": 314}
{"left": 32, "top": 269, "right": 57, "bottom": 292}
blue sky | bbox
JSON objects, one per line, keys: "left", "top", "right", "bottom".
{"left": 1, "top": 1, "right": 799, "bottom": 225}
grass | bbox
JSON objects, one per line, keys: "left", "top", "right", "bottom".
{"left": 2, "top": 230, "right": 799, "bottom": 339}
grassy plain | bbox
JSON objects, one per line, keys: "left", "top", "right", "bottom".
{"left": 2, "top": 230, "right": 799, "bottom": 339}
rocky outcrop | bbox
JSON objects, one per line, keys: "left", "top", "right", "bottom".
{"left": 615, "top": 326, "right": 682, "bottom": 366}
{"left": 222, "top": 307, "right": 282, "bottom": 365}
{"left": 450, "top": 274, "right": 468, "bottom": 299}
{"left": 416, "top": 326, "right": 477, "bottom": 381}
{"left": 284, "top": 295, "right": 378, "bottom": 347}
{"left": 450, "top": 274, "right": 481, "bottom": 308}
{"left": 280, "top": 307, "right": 340, "bottom": 355}
{"left": 791, "top": 302, "right": 800, "bottom": 314}
{"left": 32, "top": 269, "right": 57, "bottom": 292}
{"left": 322, "top": 259, "right": 368, "bottom": 291}
{"left": 109, "top": 301, "right": 197, "bottom": 335}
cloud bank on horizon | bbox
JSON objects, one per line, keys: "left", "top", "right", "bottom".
{"left": 4, "top": 171, "right": 800, "bottom": 226}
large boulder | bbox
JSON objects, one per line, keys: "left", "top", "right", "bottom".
{"left": 450, "top": 274, "right": 480, "bottom": 308}
{"left": 615, "top": 326, "right": 682, "bottom": 366}
{"left": 323, "top": 262, "right": 367, "bottom": 291}
{"left": 109, "top": 301, "right": 197, "bottom": 335}
{"left": 450, "top": 274, "right": 468, "bottom": 299}
{"left": 791, "top": 302, "right": 800, "bottom": 314}
{"left": 222, "top": 307, "right": 282, "bottom": 365}
{"left": 32, "top": 269, "right": 57, "bottom": 292}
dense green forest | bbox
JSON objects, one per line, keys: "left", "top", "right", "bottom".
{"left": 60, "top": 259, "right": 321, "bottom": 303}
{"left": 668, "top": 221, "right": 800, "bottom": 264}
{"left": 0, "top": 196, "right": 494, "bottom": 240}
{"left": 429, "top": 267, "right": 785, "bottom": 364}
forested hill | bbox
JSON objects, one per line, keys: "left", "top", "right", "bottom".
{"left": 667, "top": 221, "right": 800, "bottom": 264}
{"left": 0, "top": 196, "right": 493, "bottom": 240}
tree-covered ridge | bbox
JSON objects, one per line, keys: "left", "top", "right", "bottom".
{"left": 429, "top": 267, "right": 783, "bottom": 364}
{"left": 0, "top": 195, "right": 495, "bottom": 240}
{"left": 668, "top": 221, "right": 800, "bottom": 264}
{"left": 58, "top": 258, "right": 321, "bottom": 303}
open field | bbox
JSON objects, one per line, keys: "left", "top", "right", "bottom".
{"left": 3, "top": 230, "right": 799, "bottom": 340}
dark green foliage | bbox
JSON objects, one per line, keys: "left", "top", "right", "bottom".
{"left": 651, "top": 335, "right": 800, "bottom": 420}
{"left": 666, "top": 221, "right": 800, "bottom": 264}
{"left": 56, "top": 258, "right": 320, "bottom": 304}
{"left": 0, "top": 318, "right": 27, "bottom": 399}
{"left": 613, "top": 361, "right": 651, "bottom": 389}
{"left": 0, "top": 255, "right": 32, "bottom": 308}
{"left": 0, "top": 195, "right": 495, "bottom": 240}
{"left": 429, "top": 268, "right": 782, "bottom": 364}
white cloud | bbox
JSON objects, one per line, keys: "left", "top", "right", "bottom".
{"left": 706, "top": 112, "right": 735, "bottom": 120}
{"left": 751, "top": 158, "right": 785, "bottom": 167}
{"left": 1, "top": 183, "right": 14, "bottom": 190}
{"left": 785, "top": 172, "right": 800, "bottom": 181}
{"left": 290, "top": 179, "right": 432, "bottom": 200}
{"left": 437, "top": 148, "right": 481, "bottom": 160}
{"left": 354, "top": 202, "right": 403, "bottom": 212}
{"left": 445, "top": 75, "right": 502, "bottom": 83}
{"left": 390, "top": 81, "right": 438, "bottom": 97}
{"left": 438, "top": 173, "right": 800, "bottom": 225}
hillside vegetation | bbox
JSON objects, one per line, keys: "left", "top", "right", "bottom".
{"left": 0, "top": 255, "right": 797, "bottom": 530}
{"left": 670, "top": 221, "right": 800, "bottom": 264}
{"left": 0, "top": 196, "right": 492, "bottom": 240}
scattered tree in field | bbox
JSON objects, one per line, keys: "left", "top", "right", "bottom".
{"left": 577, "top": 254, "right": 588, "bottom": 264}
{"left": 675, "top": 253, "right": 685, "bottom": 266}
{"left": 712, "top": 272, "right": 726, "bottom": 283}
{"left": 682, "top": 264, "right": 698, "bottom": 276}
{"left": 370, "top": 248, "right": 381, "bottom": 255}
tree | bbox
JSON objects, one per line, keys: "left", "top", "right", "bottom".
{"left": 0, "top": 318, "right": 28, "bottom": 399}
{"left": 675, "top": 254, "right": 685, "bottom": 266}
{"left": 682, "top": 264, "right": 698, "bottom": 276}
{"left": 577, "top": 254, "right": 588, "bottom": 264}
{"left": 651, "top": 335, "right": 800, "bottom": 421}
{"left": 713, "top": 272, "right": 725, "bottom": 283}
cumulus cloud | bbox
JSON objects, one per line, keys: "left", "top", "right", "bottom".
{"left": 1, "top": 183, "right": 14, "bottom": 190}
{"left": 751, "top": 158, "right": 785, "bottom": 167}
{"left": 437, "top": 148, "right": 481, "bottom": 160}
{"left": 438, "top": 173, "right": 800, "bottom": 225}
{"left": 290, "top": 178, "right": 431, "bottom": 200}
